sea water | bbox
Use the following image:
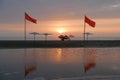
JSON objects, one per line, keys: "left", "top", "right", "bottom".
{"left": 0, "top": 48, "right": 120, "bottom": 80}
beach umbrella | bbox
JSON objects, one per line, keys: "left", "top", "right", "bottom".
{"left": 29, "top": 32, "right": 40, "bottom": 40}
{"left": 39, "top": 33, "right": 52, "bottom": 40}
{"left": 84, "top": 32, "right": 93, "bottom": 40}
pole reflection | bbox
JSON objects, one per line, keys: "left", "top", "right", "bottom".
{"left": 24, "top": 48, "right": 37, "bottom": 79}
{"left": 83, "top": 48, "right": 97, "bottom": 73}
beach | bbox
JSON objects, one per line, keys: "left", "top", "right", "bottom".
{"left": 0, "top": 40, "right": 120, "bottom": 48}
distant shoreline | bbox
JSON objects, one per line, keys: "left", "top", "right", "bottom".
{"left": 0, "top": 40, "right": 120, "bottom": 48}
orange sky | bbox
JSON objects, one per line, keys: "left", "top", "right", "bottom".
{"left": 0, "top": 0, "right": 120, "bottom": 40}
{"left": 0, "top": 18, "right": 120, "bottom": 40}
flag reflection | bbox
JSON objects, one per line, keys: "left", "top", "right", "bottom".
{"left": 83, "top": 48, "right": 97, "bottom": 73}
{"left": 24, "top": 49, "right": 37, "bottom": 78}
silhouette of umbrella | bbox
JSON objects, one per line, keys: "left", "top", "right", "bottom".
{"left": 84, "top": 32, "right": 93, "bottom": 40}
{"left": 29, "top": 32, "right": 40, "bottom": 40}
{"left": 39, "top": 33, "right": 52, "bottom": 40}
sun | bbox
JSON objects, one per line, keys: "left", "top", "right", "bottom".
{"left": 57, "top": 29, "right": 65, "bottom": 34}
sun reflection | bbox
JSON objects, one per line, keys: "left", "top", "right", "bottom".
{"left": 56, "top": 48, "right": 62, "bottom": 62}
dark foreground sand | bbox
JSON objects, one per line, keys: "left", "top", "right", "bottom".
{"left": 0, "top": 40, "right": 120, "bottom": 48}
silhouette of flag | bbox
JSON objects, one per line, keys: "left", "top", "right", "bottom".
{"left": 85, "top": 16, "right": 95, "bottom": 28}
{"left": 25, "top": 12, "right": 37, "bottom": 24}
{"left": 84, "top": 48, "right": 96, "bottom": 72}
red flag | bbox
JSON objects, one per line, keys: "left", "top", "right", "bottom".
{"left": 25, "top": 12, "right": 37, "bottom": 24}
{"left": 85, "top": 16, "right": 95, "bottom": 28}
{"left": 84, "top": 48, "right": 96, "bottom": 72}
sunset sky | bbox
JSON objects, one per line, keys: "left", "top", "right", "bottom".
{"left": 0, "top": 0, "right": 120, "bottom": 40}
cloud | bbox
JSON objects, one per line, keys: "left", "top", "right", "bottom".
{"left": 0, "top": 0, "right": 120, "bottom": 23}
{"left": 103, "top": 1, "right": 120, "bottom": 9}
{"left": 110, "top": 3, "right": 120, "bottom": 8}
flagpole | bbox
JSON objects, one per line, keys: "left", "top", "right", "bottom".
{"left": 24, "top": 16, "right": 26, "bottom": 40}
{"left": 84, "top": 16, "right": 86, "bottom": 41}
{"left": 24, "top": 12, "right": 37, "bottom": 40}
